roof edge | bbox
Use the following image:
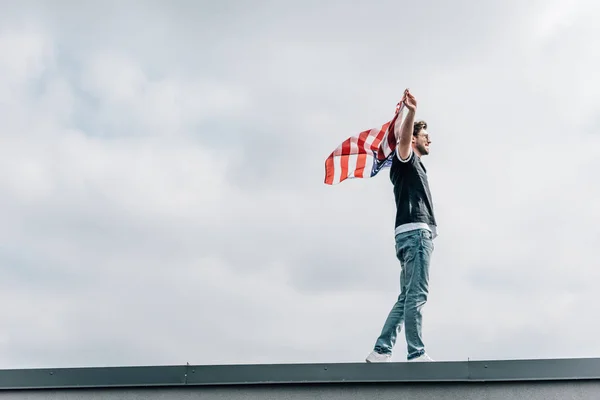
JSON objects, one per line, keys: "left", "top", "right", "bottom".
{"left": 1, "top": 357, "right": 600, "bottom": 390}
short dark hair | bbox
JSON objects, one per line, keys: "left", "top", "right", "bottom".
{"left": 413, "top": 120, "right": 427, "bottom": 136}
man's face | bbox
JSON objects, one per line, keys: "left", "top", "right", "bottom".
{"left": 413, "top": 129, "right": 431, "bottom": 156}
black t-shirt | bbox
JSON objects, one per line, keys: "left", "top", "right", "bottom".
{"left": 389, "top": 149, "right": 437, "bottom": 231}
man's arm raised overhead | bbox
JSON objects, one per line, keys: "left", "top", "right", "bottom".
{"left": 396, "top": 89, "right": 417, "bottom": 161}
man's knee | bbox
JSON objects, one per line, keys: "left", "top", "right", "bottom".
{"left": 404, "top": 290, "right": 428, "bottom": 309}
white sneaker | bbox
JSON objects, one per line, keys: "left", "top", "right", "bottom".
{"left": 408, "top": 353, "right": 434, "bottom": 362}
{"left": 365, "top": 350, "right": 391, "bottom": 363}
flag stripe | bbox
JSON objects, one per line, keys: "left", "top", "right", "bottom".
{"left": 355, "top": 130, "right": 369, "bottom": 178}
{"left": 325, "top": 153, "right": 335, "bottom": 185}
{"left": 340, "top": 137, "right": 351, "bottom": 182}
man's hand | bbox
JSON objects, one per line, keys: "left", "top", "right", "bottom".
{"left": 403, "top": 89, "right": 417, "bottom": 113}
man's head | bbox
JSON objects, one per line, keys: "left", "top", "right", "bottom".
{"left": 412, "top": 120, "right": 431, "bottom": 156}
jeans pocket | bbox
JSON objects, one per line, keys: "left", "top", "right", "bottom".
{"left": 420, "top": 230, "right": 434, "bottom": 251}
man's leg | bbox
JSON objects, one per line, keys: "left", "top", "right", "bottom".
{"left": 371, "top": 268, "right": 407, "bottom": 355}
{"left": 403, "top": 229, "right": 434, "bottom": 360}
{"left": 366, "top": 231, "right": 412, "bottom": 361}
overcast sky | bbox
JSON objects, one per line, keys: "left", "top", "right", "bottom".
{"left": 1, "top": 0, "right": 600, "bottom": 369}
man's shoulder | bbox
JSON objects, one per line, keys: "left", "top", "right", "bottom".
{"left": 390, "top": 149, "right": 414, "bottom": 181}
{"left": 392, "top": 148, "right": 416, "bottom": 168}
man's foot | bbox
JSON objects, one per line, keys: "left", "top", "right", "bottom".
{"left": 365, "top": 350, "right": 391, "bottom": 363}
{"left": 408, "top": 353, "right": 434, "bottom": 362}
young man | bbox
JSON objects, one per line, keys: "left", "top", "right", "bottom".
{"left": 366, "top": 90, "right": 437, "bottom": 363}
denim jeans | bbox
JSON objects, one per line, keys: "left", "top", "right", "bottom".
{"left": 373, "top": 228, "right": 434, "bottom": 360}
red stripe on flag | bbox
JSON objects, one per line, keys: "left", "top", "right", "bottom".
{"left": 324, "top": 154, "right": 335, "bottom": 185}
{"left": 386, "top": 123, "right": 396, "bottom": 150}
{"left": 356, "top": 129, "right": 369, "bottom": 152}
{"left": 355, "top": 130, "right": 370, "bottom": 178}
{"left": 340, "top": 139, "right": 351, "bottom": 182}
{"left": 377, "top": 112, "right": 399, "bottom": 160}
{"left": 355, "top": 154, "right": 367, "bottom": 178}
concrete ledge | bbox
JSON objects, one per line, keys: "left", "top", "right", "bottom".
{"left": 1, "top": 358, "right": 600, "bottom": 391}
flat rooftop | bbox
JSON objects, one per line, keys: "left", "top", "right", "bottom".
{"left": 1, "top": 357, "right": 600, "bottom": 399}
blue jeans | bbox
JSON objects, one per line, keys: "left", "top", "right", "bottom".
{"left": 373, "top": 228, "right": 434, "bottom": 360}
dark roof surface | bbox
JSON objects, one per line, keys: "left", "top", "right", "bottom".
{"left": 1, "top": 357, "right": 600, "bottom": 390}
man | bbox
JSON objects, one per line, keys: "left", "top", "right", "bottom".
{"left": 366, "top": 89, "right": 437, "bottom": 363}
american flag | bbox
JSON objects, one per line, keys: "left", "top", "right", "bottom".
{"left": 324, "top": 100, "right": 407, "bottom": 185}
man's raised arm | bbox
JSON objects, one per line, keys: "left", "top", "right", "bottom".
{"left": 396, "top": 89, "right": 417, "bottom": 161}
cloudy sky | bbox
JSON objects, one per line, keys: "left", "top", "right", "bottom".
{"left": 1, "top": 0, "right": 600, "bottom": 369}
